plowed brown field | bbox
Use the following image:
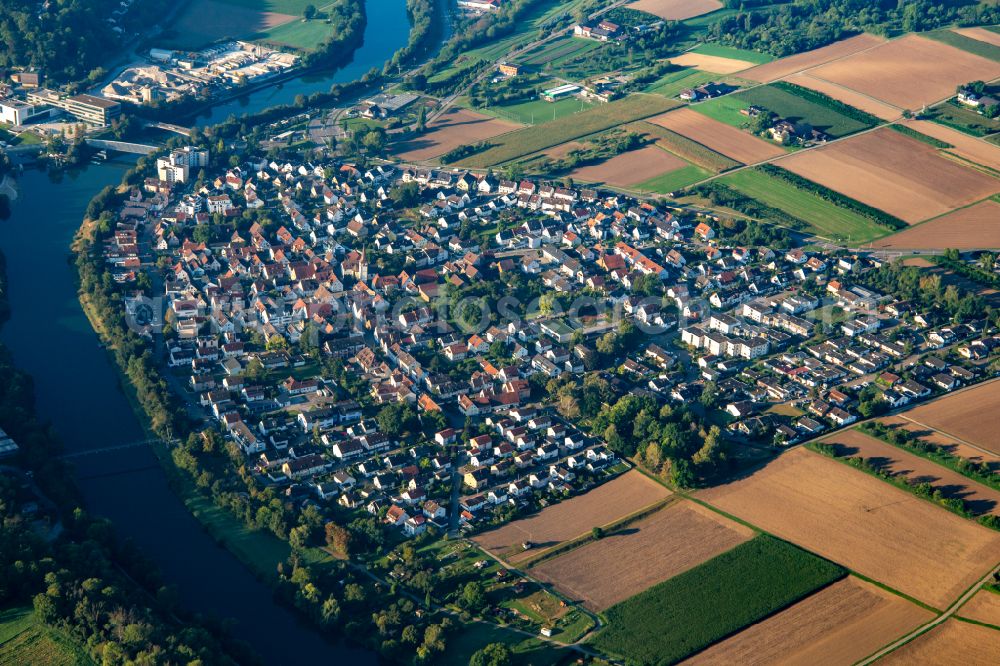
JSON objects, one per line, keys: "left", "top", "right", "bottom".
{"left": 958, "top": 589, "right": 1000, "bottom": 627}
{"left": 905, "top": 119, "right": 1000, "bottom": 172}
{"left": 697, "top": 447, "right": 1000, "bottom": 608}
{"left": 682, "top": 577, "right": 934, "bottom": 666}
{"left": 529, "top": 500, "right": 752, "bottom": 610}
{"left": 392, "top": 108, "right": 521, "bottom": 161}
{"left": 809, "top": 34, "right": 1000, "bottom": 109}
{"left": 780, "top": 128, "right": 1000, "bottom": 223}
{"left": 878, "top": 415, "right": 1000, "bottom": 470}
{"left": 649, "top": 107, "right": 786, "bottom": 164}
{"left": 871, "top": 201, "right": 1000, "bottom": 250}
{"left": 472, "top": 470, "right": 671, "bottom": 563}
{"left": 818, "top": 429, "right": 1000, "bottom": 517}
{"left": 568, "top": 145, "right": 689, "bottom": 187}
{"left": 902, "top": 380, "right": 1000, "bottom": 456}
{"left": 669, "top": 52, "right": 755, "bottom": 74}
{"left": 879, "top": 619, "right": 1000, "bottom": 665}
{"left": 954, "top": 26, "right": 1000, "bottom": 48}
{"left": 626, "top": 0, "right": 721, "bottom": 21}
{"left": 739, "top": 33, "right": 886, "bottom": 83}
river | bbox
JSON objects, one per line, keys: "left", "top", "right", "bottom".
{"left": 0, "top": 0, "right": 418, "bottom": 662}
{"left": 192, "top": 0, "right": 413, "bottom": 126}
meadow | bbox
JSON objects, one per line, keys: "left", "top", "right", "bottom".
{"left": 0, "top": 606, "right": 93, "bottom": 666}
{"left": 635, "top": 164, "right": 712, "bottom": 194}
{"left": 644, "top": 68, "right": 718, "bottom": 98}
{"left": 590, "top": 535, "right": 845, "bottom": 664}
{"left": 719, "top": 167, "right": 890, "bottom": 242}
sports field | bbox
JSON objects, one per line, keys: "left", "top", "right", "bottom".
{"left": 719, "top": 168, "right": 889, "bottom": 242}
{"left": 481, "top": 96, "right": 597, "bottom": 126}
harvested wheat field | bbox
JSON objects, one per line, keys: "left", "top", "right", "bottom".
{"left": 879, "top": 415, "right": 1000, "bottom": 470}
{"left": 669, "top": 52, "right": 755, "bottom": 74}
{"left": 879, "top": 619, "right": 1000, "bottom": 665}
{"left": 959, "top": 589, "right": 1000, "bottom": 627}
{"left": 780, "top": 128, "right": 1000, "bottom": 223}
{"left": 650, "top": 107, "right": 786, "bottom": 164}
{"left": 529, "top": 500, "right": 752, "bottom": 610}
{"left": 871, "top": 201, "right": 1000, "bottom": 251}
{"left": 809, "top": 34, "right": 1000, "bottom": 109}
{"left": 627, "top": 0, "right": 721, "bottom": 21}
{"left": 954, "top": 26, "right": 1000, "bottom": 48}
{"left": 392, "top": 108, "right": 521, "bottom": 162}
{"left": 740, "top": 33, "right": 886, "bottom": 83}
{"left": 569, "top": 145, "right": 689, "bottom": 187}
{"left": 905, "top": 119, "right": 1000, "bottom": 172}
{"left": 903, "top": 380, "right": 1000, "bottom": 456}
{"left": 818, "top": 429, "right": 1000, "bottom": 517}
{"left": 697, "top": 447, "right": 1000, "bottom": 608}
{"left": 785, "top": 73, "right": 902, "bottom": 121}
{"left": 682, "top": 576, "right": 934, "bottom": 666}
{"left": 472, "top": 470, "right": 671, "bottom": 563}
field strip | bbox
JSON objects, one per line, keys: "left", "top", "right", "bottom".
{"left": 799, "top": 71, "right": 905, "bottom": 113}
{"left": 895, "top": 413, "right": 1000, "bottom": 461}
{"left": 856, "top": 560, "right": 1000, "bottom": 665}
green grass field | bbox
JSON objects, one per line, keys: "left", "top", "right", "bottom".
{"left": 460, "top": 94, "right": 680, "bottom": 167}
{"left": 635, "top": 164, "right": 712, "bottom": 194}
{"left": 720, "top": 168, "right": 890, "bottom": 242}
{"left": 254, "top": 14, "right": 338, "bottom": 49}
{"left": 925, "top": 100, "right": 1000, "bottom": 137}
{"left": 589, "top": 535, "right": 845, "bottom": 665}
{"left": 645, "top": 67, "right": 718, "bottom": 98}
{"left": 695, "top": 84, "right": 872, "bottom": 138}
{"left": 520, "top": 36, "right": 601, "bottom": 67}
{"left": 479, "top": 96, "right": 598, "bottom": 125}
{"left": 213, "top": 0, "right": 323, "bottom": 12}
{"left": 0, "top": 607, "right": 93, "bottom": 666}
{"left": 690, "top": 43, "right": 775, "bottom": 64}
{"left": 438, "top": 621, "right": 567, "bottom": 666}
{"left": 925, "top": 29, "right": 1000, "bottom": 62}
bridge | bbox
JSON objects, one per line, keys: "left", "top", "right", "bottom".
{"left": 85, "top": 138, "right": 158, "bottom": 155}
{"left": 59, "top": 438, "right": 167, "bottom": 460}
{"left": 140, "top": 120, "right": 192, "bottom": 137}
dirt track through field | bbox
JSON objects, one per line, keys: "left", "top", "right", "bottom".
{"left": 739, "top": 33, "right": 886, "bottom": 83}
{"left": 871, "top": 201, "right": 1000, "bottom": 250}
{"left": 808, "top": 34, "right": 1000, "bottom": 109}
{"left": 697, "top": 447, "right": 1000, "bottom": 608}
{"left": 878, "top": 619, "right": 1000, "bottom": 665}
{"left": 649, "top": 107, "right": 785, "bottom": 164}
{"left": 472, "top": 470, "right": 670, "bottom": 563}
{"left": 682, "top": 577, "right": 934, "bottom": 666}
{"left": 529, "top": 500, "right": 752, "bottom": 610}
{"left": 957, "top": 589, "right": 1000, "bottom": 627}
{"left": 780, "top": 128, "right": 1000, "bottom": 223}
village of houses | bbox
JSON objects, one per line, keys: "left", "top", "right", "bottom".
{"left": 100, "top": 142, "right": 1000, "bottom": 544}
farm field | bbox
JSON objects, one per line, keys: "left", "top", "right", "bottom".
{"left": 529, "top": 500, "right": 753, "bottom": 611}
{"left": 879, "top": 415, "right": 1000, "bottom": 471}
{"left": 955, "top": 26, "right": 1000, "bottom": 48}
{"left": 626, "top": 0, "right": 722, "bottom": 21}
{"left": 695, "top": 83, "right": 875, "bottom": 138}
{"left": 519, "top": 36, "right": 602, "bottom": 68}
{"left": 645, "top": 68, "right": 719, "bottom": 98}
{"left": 739, "top": 33, "right": 887, "bottom": 83}
{"left": 958, "top": 589, "right": 1000, "bottom": 627}
{"left": 901, "top": 380, "right": 1000, "bottom": 456}
{"left": 669, "top": 52, "right": 755, "bottom": 74}
{"left": 878, "top": 619, "right": 1000, "bottom": 665}
{"left": 870, "top": 200, "right": 1000, "bottom": 251}
{"left": 471, "top": 470, "right": 671, "bottom": 563}
{"left": 784, "top": 73, "right": 902, "bottom": 121}
{"left": 589, "top": 535, "right": 845, "bottom": 665}
{"left": 682, "top": 576, "right": 934, "bottom": 666}
{"left": 566, "top": 144, "right": 691, "bottom": 188}
{"left": 904, "top": 119, "right": 1000, "bottom": 172}
{"left": 719, "top": 168, "right": 889, "bottom": 242}
{"left": 817, "top": 428, "right": 1000, "bottom": 518}
{"left": 159, "top": 0, "right": 298, "bottom": 49}
{"left": 0, "top": 606, "right": 92, "bottom": 666}
{"left": 390, "top": 109, "right": 521, "bottom": 162}
{"left": 632, "top": 120, "right": 740, "bottom": 172}
{"left": 690, "top": 43, "right": 774, "bottom": 65}
{"left": 649, "top": 107, "right": 786, "bottom": 163}
{"left": 925, "top": 28, "right": 1000, "bottom": 62}
{"left": 779, "top": 127, "right": 1000, "bottom": 224}
{"left": 697, "top": 447, "right": 1000, "bottom": 608}
{"left": 808, "top": 34, "right": 1000, "bottom": 110}
{"left": 458, "top": 94, "right": 679, "bottom": 168}
{"left": 634, "top": 164, "right": 712, "bottom": 194}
